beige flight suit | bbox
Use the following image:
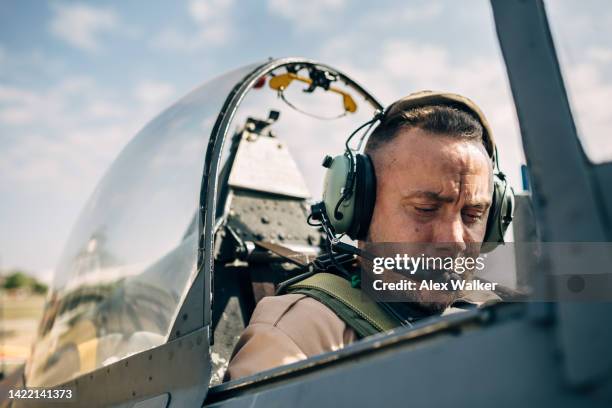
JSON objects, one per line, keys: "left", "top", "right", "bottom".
{"left": 225, "top": 289, "right": 500, "bottom": 381}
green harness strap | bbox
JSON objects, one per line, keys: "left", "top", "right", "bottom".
{"left": 287, "top": 273, "right": 400, "bottom": 338}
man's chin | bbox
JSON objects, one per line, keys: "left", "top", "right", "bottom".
{"left": 410, "top": 289, "right": 459, "bottom": 315}
{"left": 412, "top": 299, "right": 451, "bottom": 315}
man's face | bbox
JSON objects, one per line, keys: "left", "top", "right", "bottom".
{"left": 363, "top": 127, "right": 493, "bottom": 311}
{"left": 367, "top": 127, "right": 493, "bottom": 250}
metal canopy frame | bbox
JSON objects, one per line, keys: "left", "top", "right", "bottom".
{"left": 196, "top": 57, "right": 383, "bottom": 333}
{"left": 492, "top": 0, "right": 612, "bottom": 387}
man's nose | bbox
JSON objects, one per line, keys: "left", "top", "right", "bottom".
{"left": 431, "top": 216, "right": 467, "bottom": 256}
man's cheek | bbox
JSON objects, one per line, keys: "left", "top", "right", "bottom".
{"left": 399, "top": 210, "right": 434, "bottom": 239}
{"left": 387, "top": 215, "right": 427, "bottom": 242}
{"left": 466, "top": 221, "right": 488, "bottom": 243}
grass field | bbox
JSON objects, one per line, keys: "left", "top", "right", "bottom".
{"left": 0, "top": 290, "right": 46, "bottom": 375}
{"left": 1, "top": 291, "right": 45, "bottom": 319}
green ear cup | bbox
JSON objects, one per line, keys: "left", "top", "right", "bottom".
{"left": 483, "top": 172, "right": 515, "bottom": 246}
{"left": 322, "top": 154, "right": 355, "bottom": 234}
{"left": 320, "top": 154, "right": 376, "bottom": 239}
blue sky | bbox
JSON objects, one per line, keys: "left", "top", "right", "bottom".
{"left": 1, "top": 0, "right": 610, "bottom": 280}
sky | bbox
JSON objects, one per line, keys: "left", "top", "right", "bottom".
{"left": 0, "top": 0, "right": 610, "bottom": 281}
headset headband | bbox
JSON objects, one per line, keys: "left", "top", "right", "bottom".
{"left": 381, "top": 91, "right": 496, "bottom": 161}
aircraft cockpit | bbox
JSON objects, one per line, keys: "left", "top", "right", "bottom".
{"left": 6, "top": 2, "right": 612, "bottom": 407}
{"left": 179, "top": 60, "right": 386, "bottom": 384}
{"left": 23, "top": 59, "right": 391, "bottom": 394}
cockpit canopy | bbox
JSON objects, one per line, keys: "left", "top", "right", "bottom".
{"left": 26, "top": 59, "right": 382, "bottom": 387}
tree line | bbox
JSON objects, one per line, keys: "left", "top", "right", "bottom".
{"left": 0, "top": 270, "right": 48, "bottom": 294}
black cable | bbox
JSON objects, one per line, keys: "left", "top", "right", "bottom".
{"left": 344, "top": 112, "right": 380, "bottom": 152}
{"left": 333, "top": 190, "right": 348, "bottom": 220}
{"left": 306, "top": 213, "right": 322, "bottom": 227}
{"left": 279, "top": 90, "right": 347, "bottom": 121}
{"left": 326, "top": 238, "right": 351, "bottom": 279}
{"left": 494, "top": 145, "right": 502, "bottom": 171}
{"left": 334, "top": 114, "right": 381, "bottom": 220}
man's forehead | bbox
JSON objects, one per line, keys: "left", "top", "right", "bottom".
{"left": 374, "top": 129, "right": 492, "bottom": 173}
{"left": 372, "top": 129, "right": 494, "bottom": 205}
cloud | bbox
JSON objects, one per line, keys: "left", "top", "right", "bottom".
{"left": 189, "top": 0, "right": 226, "bottom": 22}
{"left": 563, "top": 48, "right": 612, "bottom": 163}
{"left": 267, "top": 0, "right": 346, "bottom": 30}
{"left": 0, "top": 49, "right": 67, "bottom": 84}
{"left": 151, "top": 0, "right": 234, "bottom": 52}
{"left": 0, "top": 33, "right": 179, "bottom": 272}
{"left": 49, "top": 3, "right": 118, "bottom": 52}
{"left": 587, "top": 47, "right": 612, "bottom": 64}
{"left": 134, "top": 80, "right": 176, "bottom": 107}
{"left": 0, "top": 76, "right": 177, "bottom": 195}
{"left": 546, "top": 2, "right": 612, "bottom": 163}
{"left": 0, "top": 86, "right": 38, "bottom": 124}
{"left": 0, "top": 76, "right": 98, "bottom": 129}
{"left": 365, "top": 2, "right": 442, "bottom": 27}
{"left": 0, "top": 107, "right": 34, "bottom": 125}
{"left": 86, "top": 101, "right": 126, "bottom": 120}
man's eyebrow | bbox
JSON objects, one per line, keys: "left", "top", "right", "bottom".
{"left": 403, "top": 191, "right": 492, "bottom": 208}
{"left": 403, "top": 191, "right": 456, "bottom": 203}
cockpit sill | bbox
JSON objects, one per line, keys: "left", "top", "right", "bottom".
{"left": 206, "top": 301, "right": 526, "bottom": 403}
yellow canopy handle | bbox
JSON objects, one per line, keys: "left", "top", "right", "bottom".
{"left": 269, "top": 73, "right": 357, "bottom": 113}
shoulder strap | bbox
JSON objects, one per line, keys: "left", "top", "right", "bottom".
{"left": 287, "top": 273, "right": 400, "bottom": 338}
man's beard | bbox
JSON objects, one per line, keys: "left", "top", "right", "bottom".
{"left": 359, "top": 233, "right": 481, "bottom": 316}
{"left": 389, "top": 269, "right": 464, "bottom": 315}
{"left": 406, "top": 284, "right": 458, "bottom": 315}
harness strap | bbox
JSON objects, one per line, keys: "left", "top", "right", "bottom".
{"left": 254, "top": 240, "right": 316, "bottom": 266}
{"left": 288, "top": 273, "right": 400, "bottom": 338}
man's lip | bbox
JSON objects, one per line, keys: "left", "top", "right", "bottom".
{"left": 403, "top": 267, "right": 459, "bottom": 282}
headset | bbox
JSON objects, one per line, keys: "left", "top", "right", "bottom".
{"left": 311, "top": 91, "right": 515, "bottom": 248}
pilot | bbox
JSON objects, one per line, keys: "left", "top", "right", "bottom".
{"left": 225, "top": 91, "right": 513, "bottom": 381}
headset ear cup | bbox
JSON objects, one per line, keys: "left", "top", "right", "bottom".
{"left": 501, "top": 185, "right": 515, "bottom": 230}
{"left": 484, "top": 184, "right": 498, "bottom": 244}
{"left": 350, "top": 154, "right": 377, "bottom": 240}
{"left": 483, "top": 174, "right": 514, "bottom": 248}
{"left": 321, "top": 154, "right": 355, "bottom": 234}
